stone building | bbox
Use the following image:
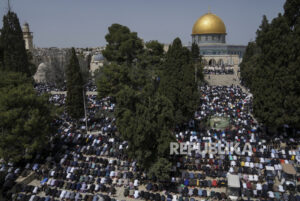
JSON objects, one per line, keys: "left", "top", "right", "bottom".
{"left": 191, "top": 11, "right": 246, "bottom": 69}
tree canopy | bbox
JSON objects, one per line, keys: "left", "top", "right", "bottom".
{"left": 0, "top": 11, "right": 31, "bottom": 76}
{"left": 159, "top": 38, "right": 199, "bottom": 125}
{"left": 0, "top": 71, "right": 56, "bottom": 163}
{"left": 240, "top": 0, "right": 300, "bottom": 131}
{"left": 65, "top": 48, "right": 84, "bottom": 119}
{"left": 191, "top": 42, "right": 200, "bottom": 61}
{"left": 102, "top": 24, "right": 144, "bottom": 65}
{"left": 115, "top": 87, "right": 175, "bottom": 175}
{"left": 97, "top": 24, "right": 203, "bottom": 179}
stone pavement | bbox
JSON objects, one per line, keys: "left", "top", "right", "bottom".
{"left": 204, "top": 73, "right": 251, "bottom": 95}
{"left": 204, "top": 74, "right": 240, "bottom": 87}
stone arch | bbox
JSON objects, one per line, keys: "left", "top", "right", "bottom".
{"left": 208, "top": 59, "right": 216, "bottom": 66}
{"left": 217, "top": 59, "right": 224, "bottom": 66}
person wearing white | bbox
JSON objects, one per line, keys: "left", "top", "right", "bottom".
{"left": 60, "top": 190, "right": 66, "bottom": 199}
{"left": 134, "top": 190, "right": 139, "bottom": 199}
{"left": 134, "top": 179, "right": 139, "bottom": 187}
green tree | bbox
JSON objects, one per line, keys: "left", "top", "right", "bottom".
{"left": 97, "top": 24, "right": 146, "bottom": 101}
{"left": 191, "top": 42, "right": 204, "bottom": 83}
{"left": 191, "top": 42, "right": 200, "bottom": 61}
{"left": 0, "top": 43, "right": 3, "bottom": 68}
{"left": 138, "top": 40, "right": 165, "bottom": 70}
{"left": 283, "top": 0, "right": 300, "bottom": 28}
{"left": 0, "top": 11, "right": 30, "bottom": 76}
{"left": 240, "top": 42, "right": 259, "bottom": 88}
{"left": 78, "top": 53, "right": 91, "bottom": 84}
{"left": 86, "top": 54, "right": 92, "bottom": 70}
{"left": 97, "top": 25, "right": 189, "bottom": 180}
{"left": 65, "top": 48, "right": 84, "bottom": 119}
{"left": 97, "top": 62, "right": 131, "bottom": 100}
{"left": 133, "top": 40, "right": 165, "bottom": 89}
{"left": 0, "top": 71, "right": 55, "bottom": 163}
{"left": 145, "top": 40, "right": 164, "bottom": 57}
{"left": 102, "top": 24, "right": 143, "bottom": 65}
{"left": 149, "top": 157, "right": 172, "bottom": 181}
{"left": 0, "top": 70, "right": 31, "bottom": 88}
{"left": 254, "top": 14, "right": 289, "bottom": 129}
{"left": 159, "top": 38, "right": 199, "bottom": 125}
{"left": 241, "top": 4, "right": 300, "bottom": 132}
{"left": 115, "top": 86, "right": 175, "bottom": 179}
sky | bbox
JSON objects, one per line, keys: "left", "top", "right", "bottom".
{"left": 0, "top": 0, "right": 286, "bottom": 48}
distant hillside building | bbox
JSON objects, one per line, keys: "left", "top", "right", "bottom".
{"left": 22, "top": 22, "right": 33, "bottom": 50}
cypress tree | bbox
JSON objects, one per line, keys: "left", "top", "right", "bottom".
{"left": 240, "top": 42, "right": 259, "bottom": 88}
{"left": 191, "top": 42, "right": 200, "bottom": 61}
{"left": 159, "top": 38, "right": 199, "bottom": 125}
{"left": 0, "top": 44, "right": 3, "bottom": 69}
{"left": 241, "top": 2, "right": 300, "bottom": 133}
{"left": 252, "top": 14, "right": 291, "bottom": 129}
{"left": 282, "top": 0, "right": 300, "bottom": 131}
{"left": 191, "top": 42, "right": 204, "bottom": 83}
{"left": 66, "top": 48, "right": 84, "bottom": 119}
{"left": 283, "top": 0, "right": 300, "bottom": 28}
{"left": 0, "top": 11, "right": 30, "bottom": 76}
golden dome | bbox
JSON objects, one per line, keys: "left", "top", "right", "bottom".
{"left": 192, "top": 13, "right": 226, "bottom": 35}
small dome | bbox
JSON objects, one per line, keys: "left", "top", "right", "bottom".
{"left": 34, "top": 63, "right": 48, "bottom": 83}
{"left": 192, "top": 13, "right": 226, "bottom": 35}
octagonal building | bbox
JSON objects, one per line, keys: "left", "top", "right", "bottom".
{"left": 191, "top": 12, "right": 246, "bottom": 67}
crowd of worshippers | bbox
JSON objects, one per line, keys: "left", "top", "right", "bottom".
{"left": 34, "top": 80, "right": 97, "bottom": 95}
{"left": 173, "top": 86, "right": 300, "bottom": 200}
{"left": 203, "top": 67, "right": 234, "bottom": 75}
{"left": 34, "top": 83, "right": 66, "bottom": 94}
{"left": 1, "top": 84, "right": 300, "bottom": 201}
